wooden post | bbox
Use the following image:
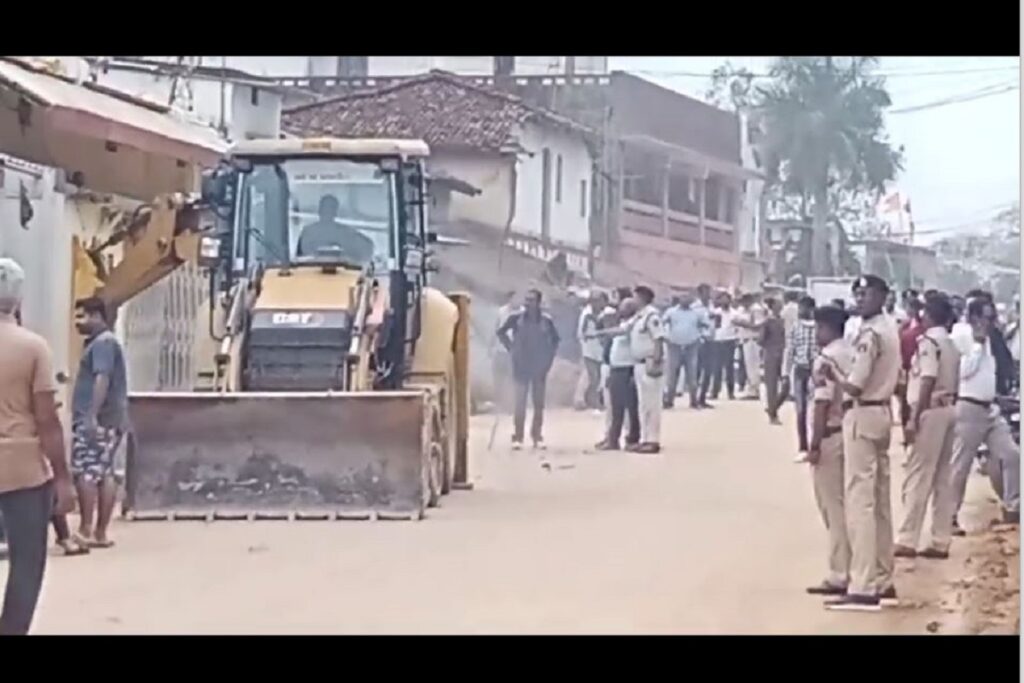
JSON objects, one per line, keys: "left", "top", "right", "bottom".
{"left": 449, "top": 291, "right": 473, "bottom": 489}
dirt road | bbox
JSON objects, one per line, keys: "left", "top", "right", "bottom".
{"left": 20, "top": 401, "right": 1014, "bottom": 634}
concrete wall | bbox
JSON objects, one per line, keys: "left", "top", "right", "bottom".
{"left": 92, "top": 69, "right": 281, "bottom": 142}
{"left": 429, "top": 125, "right": 593, "bottom": 256}
{"left": 210, "top": 56, "right": 609, "bottom": 78}
{"left": 615, "top": 227, "right": 740, "bottom": 289}
{"left": 0, "top": 158, "right": 73, "bottom": 399}
{"left": 514, "top": 121, "right": 592, "bottom": 253}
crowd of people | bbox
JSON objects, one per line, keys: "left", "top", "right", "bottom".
{"left": 0, "top": 257, "right": 128, "bottom": 635}
{"left": 497, "top": 275, "right": 1020, "bottom": 612}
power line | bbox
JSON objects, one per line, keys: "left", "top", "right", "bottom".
{"left": 631, "top": 64, "right": 1019, "bottom": 79}
{"left": 890, "top": 81, "right": 1020, "bottom": 114}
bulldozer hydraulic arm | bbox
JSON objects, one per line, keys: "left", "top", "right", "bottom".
{"left": 92, "top": 194, "right": 207, "bottom": 309}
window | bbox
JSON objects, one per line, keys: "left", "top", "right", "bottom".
{"left": 580, "top": 179, "right": 587, "bottom": 218}
{"left": 250, "top": 87, "right": 260, "bottom": 106}
{"left": 555, "top": 154, "right": 563, "bottom": 203}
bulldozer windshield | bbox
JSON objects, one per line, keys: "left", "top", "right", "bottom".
{"left": 237, "top": 157, "right": 396, "bottom": 271}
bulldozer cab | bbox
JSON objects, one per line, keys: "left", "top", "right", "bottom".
{"left": 208, "top": 138, "right": 430, "bottom": 281}
{"left": 203, "top": 138, "right": 433, "bottom": 390}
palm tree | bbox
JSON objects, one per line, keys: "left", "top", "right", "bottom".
{"left": 753, "top": 57, "right": 903, "bottom": 274}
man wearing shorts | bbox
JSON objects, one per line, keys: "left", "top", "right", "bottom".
{"left": 71, "top": 297, "right": 128, "bottom": 549}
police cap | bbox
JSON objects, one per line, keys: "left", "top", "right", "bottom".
{"left": 851, "top": 274, "right": 889, "bottom": 295}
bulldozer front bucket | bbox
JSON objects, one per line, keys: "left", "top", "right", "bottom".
{"left": 124, "top": 391, "right": 433, "bottom": 521}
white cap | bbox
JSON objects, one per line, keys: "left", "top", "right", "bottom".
{"left": 0, "top": 257, "right": 25, "bottom": 314}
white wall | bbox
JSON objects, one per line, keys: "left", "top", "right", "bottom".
{"left": 204, "top": 57, "right": 609, "bottom": 78}
{"left": 228, "top": 82, "right": 283, "bottom": 140}
{"left": 92, "top": 69, "right": 281, "bottom": 142}
{"left": 222, "top": 57, "right": 311, "bottom": 77}
{"left": 514, "top": 122, "right": 593, "bottom": 253}
{"left": 0, "top": 159, "right": 72, "bottom": 376}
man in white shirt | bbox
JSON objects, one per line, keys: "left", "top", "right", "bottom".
{"left": 712, "top": 293, "right": 740, "bottom": 400}
{"left": 781, "top": 291, "right": 800, "bottom": 337}
{"left": 594, "top": 298, "right": 641, "bottom": 451}
{"left": 576, "top": 290, "right": 612, "bottom": 411}
{"left": 735, "top": 293, "right": 763, "bottom": 400}
{"left": 1005, "top": 296, "right": 1020, "bottom": 366}
{"left": 934, "top": 298, "right": 1020, "bottom": 543}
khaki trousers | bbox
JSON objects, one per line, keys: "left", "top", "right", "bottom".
{"left": 897, "top": 405, "right": 955, "bottom": 549}
{"left": 634, "top": 364, "right": 664, "bottom": 445}
{"left": 843, "top": 406, "right": 895, "bottom": 597}
{"left": 812, "top": 430, "right": 850, "bottom": 587}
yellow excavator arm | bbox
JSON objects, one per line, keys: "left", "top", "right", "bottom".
{"left": 85, "top": 193, "right": 210, "bottom": 310}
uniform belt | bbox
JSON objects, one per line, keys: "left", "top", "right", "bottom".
{"left": 959, "top": 397, "right": 992, "bottom": 409}
{"left": 842, "top": 399, "right": 887, "bottom": 411}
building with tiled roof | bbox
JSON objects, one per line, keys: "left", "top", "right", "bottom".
{"left": 282, "top": 71, "right": 597, "bottom": 276}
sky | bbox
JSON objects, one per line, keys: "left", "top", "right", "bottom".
{"left": 610, "top": 57, "right": 1021, "bottom": 245}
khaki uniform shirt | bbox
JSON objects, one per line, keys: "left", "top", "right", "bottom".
{"left": 812, "top": 339, "right": 854, "bottom": 429}
{"left": 846, "top": 312, "right": 901, "bottom": 403}
{"left": 907, "top": 326, "right": 960, "bottom": 408}
{"left": 0, "top": 319, "right": 56, "bottom": 493}
{"left": 629, "top": 304, "right": 666, "bottom": 362}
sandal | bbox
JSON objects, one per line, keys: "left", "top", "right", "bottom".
{"left": 58, "top": 539, "right": 91, "bottom": 556}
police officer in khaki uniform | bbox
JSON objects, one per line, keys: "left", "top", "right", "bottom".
{"left": 805, "top": 306, "right": 854, "bottom": 596}
{"left": 894, "top": 294, "right": 960, "bottom": 559}
{"left": 820, "top": 275, "right": 901, "bottom": 611}
{"left": 630, "top": 286, "right": 666, "bottom": 454}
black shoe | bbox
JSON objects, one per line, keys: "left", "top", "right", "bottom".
{"left": 893, "top": 544, "right": 917, "bottom": 558}
{"left": 824, "top": 593, "right": 881, "bottom": 612}
{"left": 952, "top": 519, "right": 966, "bottom": 537}
{"left": 879, "top": 586, "right": 899, "bottom": 608}
{"left": 918, "top": 547, "right": 949, "bottom": 560}
{"left": 806, "top": 581, "right": 847, "bottom": 596}
{"left": 594, "top": 440, "right": 619, "bottom": 451}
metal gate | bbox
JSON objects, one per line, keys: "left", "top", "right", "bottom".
{"left": 123, "top": 263, "right": 206, "bottom": 392}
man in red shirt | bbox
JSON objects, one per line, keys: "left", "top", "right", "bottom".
{"left": 898, "top": 297, "right": 925, "bottom": 427}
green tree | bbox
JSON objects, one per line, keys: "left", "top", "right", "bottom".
{"left": 712, "top": 57, "right": 904, "bottom": 274}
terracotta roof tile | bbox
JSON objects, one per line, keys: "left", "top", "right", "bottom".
{"left": 282, "top": 71, "right": 590, "bottom": 152}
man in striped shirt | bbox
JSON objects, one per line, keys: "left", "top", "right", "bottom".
{"left": 785, "top": 296, "right": 818, "bottom": 462}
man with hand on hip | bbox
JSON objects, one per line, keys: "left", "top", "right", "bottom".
{"left": 820, "top": 275, "right": 901, "bottom": 612}
{"left": 894, "top": 294, "right": 960, "bottom": 559}
{"left": 630, "top": 286, "right": 666, "bottom": 454}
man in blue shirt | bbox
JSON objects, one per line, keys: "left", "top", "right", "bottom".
{"left": 662, "top": 292, "right": 706, "bottom": 409}
{"left": 71, "top": 297, "right": 128, "bottom": 549}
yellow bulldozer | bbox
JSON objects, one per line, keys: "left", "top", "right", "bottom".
{"left": 90, "top": 138, "right": 470, "bottom": 521}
